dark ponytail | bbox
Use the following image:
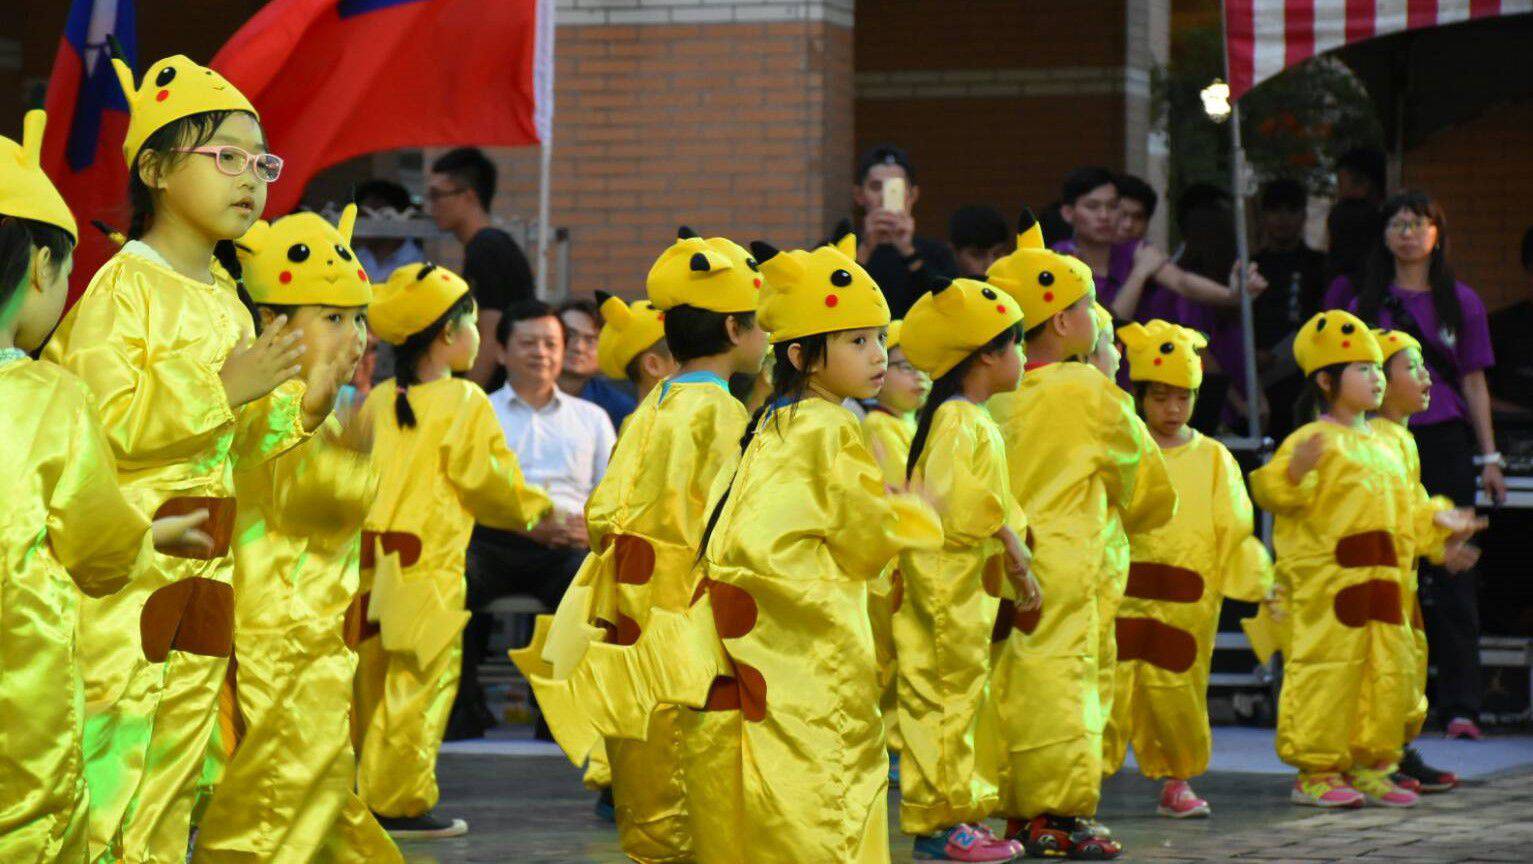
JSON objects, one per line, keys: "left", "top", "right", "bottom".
{"left": 906, "top": 323, "right": 1021, "bottom": 480}
{"left": 696, "top": 334, "right": 826, "bottom": 562}
{"left": 391, "top": 292, "right": 476, "bottom": 428}
{"left": 1293, "top": 362, "right": 1347, "bottom": 424}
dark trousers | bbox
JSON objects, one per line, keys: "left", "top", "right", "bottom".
{"left": 1414, "top": 420, "right": 1483, "bottom": 721}
{"left": 449, "top": 526, "right": 586, "bottom": 738}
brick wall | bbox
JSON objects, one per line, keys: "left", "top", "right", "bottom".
{"left": 1403, "top": 100, "right": 1533, "bottom": 313}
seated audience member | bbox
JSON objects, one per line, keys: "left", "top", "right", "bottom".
{"left": 557, "top": 297, "right": 638, "bottom": 429}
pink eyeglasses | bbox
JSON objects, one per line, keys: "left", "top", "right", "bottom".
{"left": 172, "top": 145, "right": 284, "bottom": 183}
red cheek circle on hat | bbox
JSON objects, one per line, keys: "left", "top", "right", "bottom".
{"left": 824, "top": 294, "right": 839, "bottom": 308}
{"left": 156, "top": 90, "right": 170, "bottom": 102}
{"left": 996, "top": 305, "right": 1007, "bottom": 313}
{"left": 440, "top": 273, "right": 452, "bottom": 282}
{"left": 753, "top": 278, "right": 762, "bottom": 288}
{"left": 279, "top": 271, "right": 293, "bottom": 284}
{"left": 1342, "top": 340, "right": 1351, "bottom": 348}
{"left": 358, "top": 269, "right": 368, "bottom": 282}
{"left": 1042, "top": 291, "right": 1054, "bottom": 303}
{"left": 1153, "top": 357, "right": 1163, "bottom": 366}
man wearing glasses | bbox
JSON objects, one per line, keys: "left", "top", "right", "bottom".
{"left": 427, "top": 147, "right": 536, "bottom": 389}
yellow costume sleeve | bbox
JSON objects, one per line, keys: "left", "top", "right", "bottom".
{"left": 921, "top": 403, "right": 1012, "bottom": 546}
{"left": 443, "top": 391, "right": 553, "bottom": 531}
{"left": 1249, "top": 431, "right": 1322, "bottom": 515}
{"left": 825, "top": 422, "right": 943, "bottom": 576}
{"left": 267, "top": 416, "right": 377, "bottom": 534}
{"left": 1105, "top": 397, "right": 1176, "bottom": 535}
{"left": 47, "top": 376, "right": 154, "bottom": 598}
{"left": 1210, "top": 442, "right": 1273, "bottom": 603}
{"left": 861, "top": 410, "right": 914, "bottom": 490}
{"left": 48, "top": 266, "right": 236, "bottom": 464}
{"left": 231, "top": 378, "right": 311, "bottom": 470}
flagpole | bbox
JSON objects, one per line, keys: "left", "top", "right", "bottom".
{"left": 1221, "top": 1, "right": 1262, "bottom": 444}
{"left": 536, "top": 138, "right": 553, "bottom": 300}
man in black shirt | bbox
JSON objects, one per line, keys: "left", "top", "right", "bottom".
{"left": 851, "top": 144, "right": 956, "bottom": 318}
{"left": 428, "top": 147, "right": 536, "bottom": 389}
{"left": 1252, "top": 178, "right": 1327, "bottom": 438}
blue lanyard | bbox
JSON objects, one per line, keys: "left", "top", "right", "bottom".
{"left": 659, "top": 370, "right": 729, "bottom": 404}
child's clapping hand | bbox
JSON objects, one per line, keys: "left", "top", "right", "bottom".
{"left": 220, "top": 316, "right": 304, "bottom": 408}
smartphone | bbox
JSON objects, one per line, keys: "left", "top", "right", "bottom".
{"left": 882, "top": 176, "right": 907, "bottom": 213}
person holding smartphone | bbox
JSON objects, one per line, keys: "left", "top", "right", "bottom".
{"left": 852, "top": 144, "right": 957, "bottom": 318}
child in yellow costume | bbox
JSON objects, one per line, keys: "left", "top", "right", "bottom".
{"left": 190, "top": 207, "right": 401, "bottom": 863}
{"left": 1249, "top": 311, "right": 1481, "bottom": 810}
{"left": 894, "top": 277, "right": 1040, "bottom": 862}
{"left": 542, "top": 230, "right": 767, "bottom": 862}
{"left": 1370, "top": 329, "right": 1468, "bottom": 794}
{"left": 353, "top": 262, "right": 552, "bottom": 837}
{"left": 596, "top": 290, "right": 676, "bottom": 433}
{"left": 42, "top": 50, "right": 335, "bottom": 862}
{"left": 861, "top": 319, "right": 929, "bottom": 760}
{"left": 984, "top": 210, "right": 1176, "bottom": 859}
{"left": 1103, "top": 320, "right": 1273, "bottom": 818}
{"left": 676, "top": 228, "right": 942, "bottom": 863}
{"left": 0, "top": 113, "right": 214, "bottom": 864}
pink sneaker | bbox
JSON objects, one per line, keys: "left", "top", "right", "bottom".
{"left": 1157, "top": 779, "right": 1211, "bottom": 818}
{"left": 912, "top": 824, "right": 1017, "bottom": 862}
{"left": 1290, "top": 773, "right": 1366, "bottom": 808}
{"left": 969, "top": 822, "right": 1024, "bottom": 858}
{"left": 1347, "top": 768, "right": 1420, "bottom": 808}
{"left": 1445, "top": 717, "right": 1484, "bottom": 741}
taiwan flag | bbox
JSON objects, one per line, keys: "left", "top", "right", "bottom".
{"left": 212, "top": 0, "right": 555, "bottom": 217}
{"left": 41, "top": 0, "right": 137, "bottom": 304}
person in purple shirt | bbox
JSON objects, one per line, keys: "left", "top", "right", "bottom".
{"left": 1053, "top": 167, "right": 1259, "bottom": 326}
{"left": 1333, "top": 191, "right": 1506, "bottom": 739}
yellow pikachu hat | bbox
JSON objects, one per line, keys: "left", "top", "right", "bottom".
{"left": 109, "top": 38, "right": 258, "bottom": 167}
{"left": 1373, "top": 328, "right": 1422, "bottom": 365}
{"left": 236, "top": 204, "right": 371, "bottom": 307}
{"left": 900, "top": 276, "right": 1024, "bottom": 378}
{"left": 370, "top": 262, "right": 471, "bottom": 345}
{"left": 595, "top": 291, "right": 666, "bottom": 380}
{"left": 1118, "top": 319, "right": 1208, "bottom": 390}
{"left": 1293, "top": 309, "right": 1381, "bottom": 376}
{"left": 987, "top": 209, "right": 1094, "bottom": 327}
{"left": 646, "top": 226, "right": 762, "bottom": 313}
{"left": 753, "top": 221, "right": 890, "bottom": 343}
{"left": 0, "top": 111, "right": 77, "bottom": 241}
{"left": 886, "top": 319, "right": 905, "bottom": 351}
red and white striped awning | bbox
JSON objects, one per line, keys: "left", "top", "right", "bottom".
{"left": 1226, "top": 0, "right": 1533, "bottom": 99}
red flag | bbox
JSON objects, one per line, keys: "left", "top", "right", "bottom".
{"left": 40, "top": 0, "right": 138, "bottom": 305}
{"left": 212, "top": 0, "right": 552, "bottom": 217}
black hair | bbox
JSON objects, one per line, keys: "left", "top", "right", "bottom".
{"left": 1114, "top": 174, "right": 1159, "bottom": 219}
{"left": 431, "top": 147, "right": 497, "bottom": 209}
{"left": 0, "top": 215, "right": 77, "bottom": 331}
{"left": 623, "top": 337, "right": 672, "bottom": 383}
{"left": 1061, "top": 166, "right": 1116, "bottom": 205}
{"left": 697, "top": 333, "right": 827, "bottom": 561}
{"left": 496, "top": 298, "right": 560, "bottom": 345}
{"left": 1337, "top": 147, "right": 1387, "bottom": 196}
{"left": 857, "top": 144, "right": 915, "bottom": 184}
{"left": 393, "top": 292, "right": 477, "bottom": 428}
{"left": 948, "top": 205, "right": 1009, "bottom": 251}
{"left": 906, "top": 323, "right": 1021, "bottom": 480}
{"left": 1037, "top": 200, "right": 1072, "bottom": 246}
{"left": 1324, "top": 198, "right": 1383, "bottom": 287}
{"left": 1294, "top": 362, "right": 1349, "bottom": 423}
{"left": 1175, "top": 182, "right": 1231, "bottom": 229}
{"left": 1355, "top": 191, "right": 1461, "bottom": 337}
{"left": 1260, "top": 177, "right": 1308, "bottom": 212}
{"left": 663, "top": 304, "right": 757, "bottom": 363}
{"left": 557, "top": 296, "right": 600, "bottom": 322}
{"left": 356, "top": 179, "right": 414, "bottom": 213}
{"left": 126, "top": 110, "right": 252, "bottom": 289}
{"left": 1131, "top": 380, "right": 1200, "bottom": 420}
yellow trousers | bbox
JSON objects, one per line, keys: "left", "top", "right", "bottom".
{"left": 195, "top": 622, "right": 400, "bottom": 863}
{"left": 609, "top": 707, "right": 692, "bottom": 863}
{"left": 353, "top": 632, "right": 461, "bottom": 817}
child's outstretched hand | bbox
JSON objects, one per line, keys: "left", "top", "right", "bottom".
{"left": 300, "top": 352, "right": 354, "bottom": 432}
{"left": 152, "top": 509, "right": 213, "bottom": 556}
{"left": 1287, "top": 433, "right": 1327, "bottom": 485}
{"left": 221, "top": 317, "right": 304, "bottom": 408}
{"left": 335, "top": 388, "right": 374, "bottom": 454}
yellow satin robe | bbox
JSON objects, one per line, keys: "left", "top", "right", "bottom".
{"left": 1250, "top": 420, "right": 1452, "bottom": 776}
{"left": 1104, "top": 432, "right": 1272, "bottom": 782}
{"left": 895, "top": 399, "right": 1022, "bottom": 834}
{"left": 564, "top": 375, "right": 747, "bottom": 863}
{"left": 44, "top": 248, "right": 309, "bottom": 863}
{"left": 192, "top": 417, "right": 400, "bottom": 863}
{"left": 691, "top": 397, "right": 941, "bottom": 864}
{"left": 353, "top": 377, "right": 551, "bottom": 817}
{"left": 0, "top": 357, "right": 154, "bottom": 864}
{"left": 860, "top": 407, "right": 916, "bottom": 751}
{"left": 1369, "top": 417, "right": 1451, "bottom": 744}
{"left": 986, "top": 362, "right": 1175, "bottom": 820}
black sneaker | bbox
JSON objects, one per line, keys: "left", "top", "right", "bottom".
{"left": 1400, "top": 747, "right": 1459, "bottom": 793}
{"left": 595, "top": 787, "right": 616, "bottom": 823}
{"left": 375, "top": 811, "right": 469, "bottom": 839}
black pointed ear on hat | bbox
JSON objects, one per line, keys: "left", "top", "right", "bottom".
{"left": 919, "top": 267, "right": 953, "bottom": 293}
{"left": 1017, "top": 207, "right": 1045, "bottom": 250}
{"left": 26, "top": 82, "right": 46, "bottom": 112}
{"left": 677, "top": 225, "right": 699, "bottom": 240}
{"left": 595, "top": 289, "right": 615, "bottom": 307}
{"left": 416, "top": 262, "right": 438, "bottom": 281}
{"left": 748, "top": 240, "right": 780, "bottom": 265}
{"left": 689, "top": 252, "right": 712, "bottom": 272}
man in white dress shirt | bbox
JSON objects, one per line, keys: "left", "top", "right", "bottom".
{"left": 451, "top": 300, "right": 616, "bottom": 739}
